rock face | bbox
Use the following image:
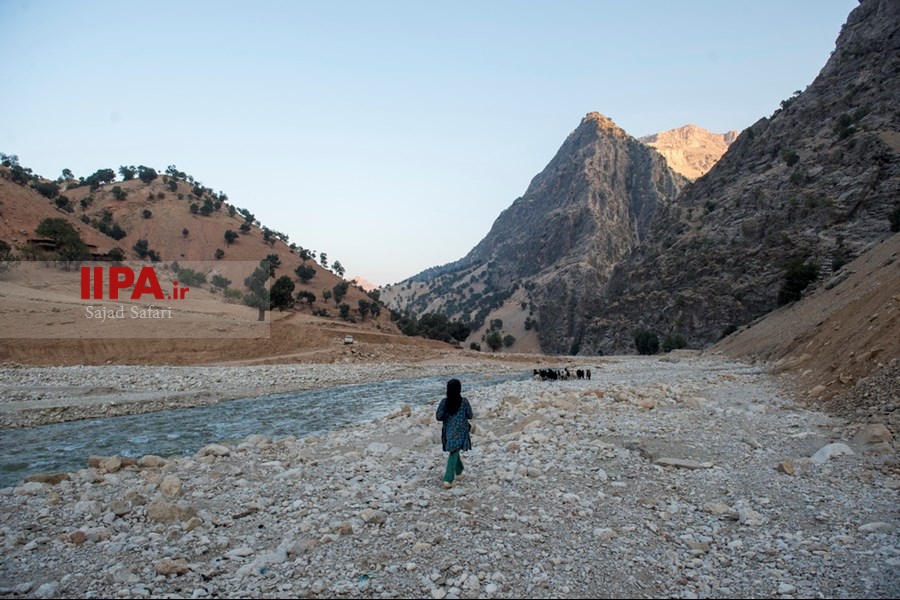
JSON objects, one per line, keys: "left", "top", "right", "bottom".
{"left": 639, "top": 124, "right": 739, "bottom": 180}
{"left": 382, "top": 113, "right": 686, "bottom": 354}
{"left": 582, "top": 0, "right": 900, "bottom": 353}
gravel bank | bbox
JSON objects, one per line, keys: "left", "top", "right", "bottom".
{"left": 0, "top": 355, "right": 897, "bottom": 598}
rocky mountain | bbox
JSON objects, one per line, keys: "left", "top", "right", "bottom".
{"left": 639, "top": 124, "right": 739, "bottom": 180}
{"left": 381, "top": 113, "right": 687, "bottom": 353}
{"left": 581, "top": 0, "right": 900, "bottom": 354}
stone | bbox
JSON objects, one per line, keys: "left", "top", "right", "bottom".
{"left": 100, "top": 456, "right": 122, "bottom": 473}
{"left": 197, "top": 443, "right": 231, "bottom": 457}
{"left": 653, "top": 457, "right": 704, "bottom": 470}
{"left": 23, "top": 473, "right": 70, "bottom": 485}
{"left": 810, "top": 442, "right": 855, "bottom": 464}
{"left": 146, "top": 498, "right": 197, "bottom": 524}
{"left": 138, "top": 455, "right": 167, "bottom": 468}
{"left": 156, "top": 559, "right": 189, "bottom": 576}
{"left": 853, "top": 423, "right": 893, "bottom": 445}
{"left": 160, "top": 475, "right": 183, "bottom": 498}
{"left": 776, "top": 460, "right": 796, "bottom": 475}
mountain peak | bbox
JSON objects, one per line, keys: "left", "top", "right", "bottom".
{"left": 639, "top": 124, "right": 738, "bottom": 179}
{"left": 580, "top": 112, "right": 628, "bottom": 137}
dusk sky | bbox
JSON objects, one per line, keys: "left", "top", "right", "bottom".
{"left": 1, "top": 0, "right": 857, "bottom": 285}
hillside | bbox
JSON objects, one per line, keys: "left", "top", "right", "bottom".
{"left": 714, "top": 231, "right": 900, "bottom": 431}
{"left": 0, "top": 162, "right": 409, "bottom": 361}
{"left": 582, "top": 0, "right": 900, "bottom": 354}
{"left": 639, "top": 124, "right": 739, "bottom": 180}
{"left": 381, "top": 113, "right": 686, "bottom": 354}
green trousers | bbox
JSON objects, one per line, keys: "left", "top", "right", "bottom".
{"left": 443, "top": 451, "right": 464, "bottom": 483}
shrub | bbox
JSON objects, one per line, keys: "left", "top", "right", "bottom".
{"left": 107, "top": 247, "right": 125, "bottom": 263}
{"left": 142, "top": 209, "right": 152, "bottom": 219}
{"left": 469, "top": 342, "right": 481, "bottom": 351}
{"left": 890, "top": 205, "right": 900, "bottom": 233}
{"left": 176, "top": 268, "right": 207, "bottom": 288}
{"left": 634, "top": 329, "right": 659, "bottom": 355}
{"left": 662, "top": 333, "right": 687, "bottom": 353}
{"left": 35, "top": 218, "right": 90, "bottom": 266}
{"left": 214, "top": 248, "right": 224, "bottom": 260}
{"left": 224, "top": 230, "right": 238, "bottom": 245}
{"left": 777, "top": 259, "right": 819, "bottom": 305}
{"left": 211, "top": 274, "right": 231, "bottom": 289}
{"left": 781, "top": 149, "right": 800, "bottom": 167}
{"left": 133, "top": 239, "right": 150, "bottom": 259}
{"left": 295, "top": 264, "right": 316, "bottom": 283}
{"left": 35, "top": 181, "right": 60, "bottom": 199}
{"left": 297, "top": 290, "right": 316, "bottom": 305}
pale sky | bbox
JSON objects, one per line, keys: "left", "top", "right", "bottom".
{"left": 1, "top": 0, "right": 857, "bottom": 286}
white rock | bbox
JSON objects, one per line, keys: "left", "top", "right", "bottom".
{"left": 810, "top": 442, "right": 855, "bottom": 464}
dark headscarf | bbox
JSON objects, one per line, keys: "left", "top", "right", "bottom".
{"left": 444, "top": 378, "right": 462, "bottom": 416}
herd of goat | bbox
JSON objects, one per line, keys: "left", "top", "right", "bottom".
{"left": 532, "top": 367, "right": 591, "bottom": 381}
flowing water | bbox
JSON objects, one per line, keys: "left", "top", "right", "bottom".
{"left": 0, "top": 371, "right": 526, "bottom": 489}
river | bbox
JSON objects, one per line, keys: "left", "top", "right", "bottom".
{"left": 0, "top": 371, "right": 526, "bottom": 489}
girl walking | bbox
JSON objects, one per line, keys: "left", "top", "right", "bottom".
{"left": 435, "top": 378, "right": 473, "bottom": 488}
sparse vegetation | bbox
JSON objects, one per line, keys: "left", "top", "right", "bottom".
{"left": 634, "top": 329, "right": 660, "bottom": 355}
{"left": 777, "top": 259, "right": 819, "bottom": 305}
{"left": 215, "top": 248, "right": 224, "bottom": 260}
{"left": 211, "top": 274, "right": 231, "bottom": 290}
{"left": 224, "top": 230, "right": 239, "bottom": 245}
{"left": 662, "top": 333, "right": 687, "bottom": 353}
{"left": 890, "top": 204, "right": 900, "bottom": 233}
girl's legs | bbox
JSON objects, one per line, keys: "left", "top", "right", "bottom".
{"left": 443, "top": 451, "right": 460, "bottom": 485}
{"left": 456, "top": 454, "right": 464, "bottom": 477}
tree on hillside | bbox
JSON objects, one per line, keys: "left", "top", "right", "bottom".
{"left": 319, "top": 252, "right": 328, "bottom": 268}
{"left": 84, "top": 168, "right": 116, "bottom": 191}
{"left": 224, "top": 230, "right": 238, "bottom": 245}
{"left": 137, "top": 165, "right": 158, "bottom": 184}
{"left": 243, "top": 261, "right": 272, "bottom": 321}
{"left": 296, "top": 290, "right": 316, "bottom": 305}
{"left": 332, "top": 261, "right": 345, "bottom": 277}
{"left": 35, "top": 218, "right": 90, "bottom": 268}
{"left": 332, "top": 281, "right": 349, "bottom": 305}
{"left": 34, "top": 181, "right": 60, "bottom": 199}
{"left": 295, "top": 264, "right": 316, "bottom": 283}
{"left": 270, "top": 276, "right": 295, "bottom": 311}
{"left": 486, "top": 331, "right": 503, "bottom": 352}
{"left": 118, "top": 166, "right": 136, "bottom": 181}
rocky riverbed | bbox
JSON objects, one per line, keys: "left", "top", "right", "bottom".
{"left": 0, "top": 361, "right": 527, "bottom": 429}
{"left": 0, "top": 355, "right": 898, "bottom": 598}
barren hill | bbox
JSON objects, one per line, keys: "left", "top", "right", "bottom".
{"left": 0, "top": 163, "right": 411, "bottom": 363}
{"left": 714, "top": 232, "right": 900, "bottom": 431}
